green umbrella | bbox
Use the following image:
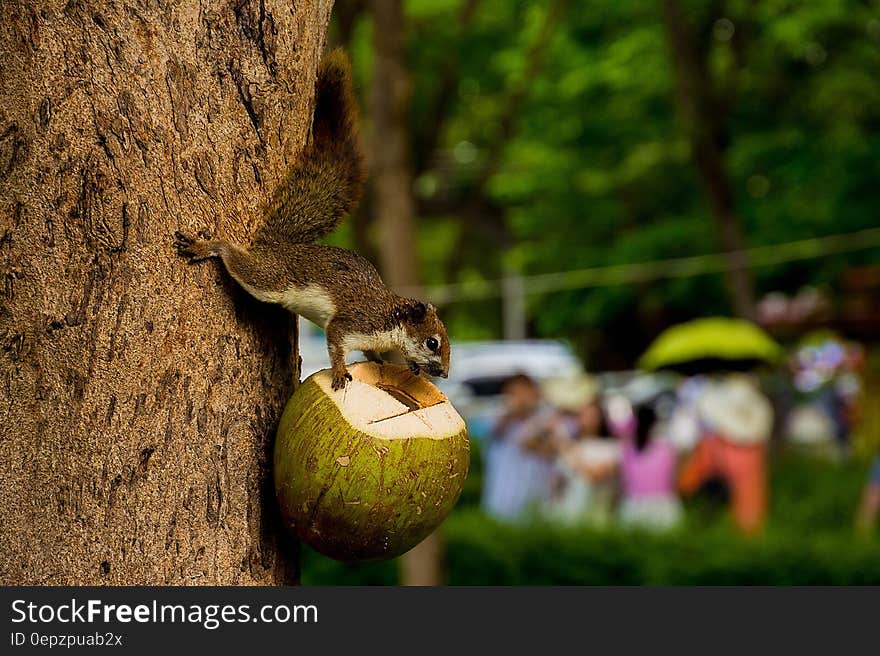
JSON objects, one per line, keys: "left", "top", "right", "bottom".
{"left": 638, "top": 317, "right": 783, "bottom": 373}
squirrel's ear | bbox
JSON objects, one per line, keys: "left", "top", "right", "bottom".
{"left": 393, "top": 301, "right": 427, "bottom": 324}
{"left": 410, "top": 302, "right": 427, "bottom": 321}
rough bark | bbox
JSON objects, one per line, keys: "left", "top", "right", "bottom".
{"left": 661, "top": 0, "right": 756, "bottom": 319}
{"left": 0, "top": 0, "right": 333, "bottom": 585}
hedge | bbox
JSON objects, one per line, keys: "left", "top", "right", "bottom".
{"left": 300, "top": 451, "right": 880, "bottom": 585}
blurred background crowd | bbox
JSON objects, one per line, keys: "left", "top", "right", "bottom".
{"left": 465, "top": 324, "right": 874, "bottom": 536}
{"left": 300, "top": 0, "right": 880, "bottom": 584}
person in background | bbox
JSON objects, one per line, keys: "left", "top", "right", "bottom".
{"left": 618, "top": 404, "right": 682, "bottom": 531}
{"left": 481, "top": 374, "right": 562, "bottom": 522}
{"left": 544, "top": 378, "right": 620, "bottom": 526}
{"left": 666, "top": 376, "right": 707, "bottom": 452}
{"left": 678, "top": 373, "right": 773, "bottom": 535}
{"left": 856, "top": 454, "right": 880, "bottom": 533}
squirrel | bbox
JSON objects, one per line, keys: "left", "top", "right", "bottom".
{"left": 174, "top": 49, "right": 450, "bottom": 391}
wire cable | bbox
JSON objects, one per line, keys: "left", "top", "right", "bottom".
{"left": 405, "top": 226, "right": 880, "bottom": 303}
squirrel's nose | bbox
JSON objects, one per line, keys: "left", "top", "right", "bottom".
{"left": 439, "top": 370, "right": 449, "bottom": 379}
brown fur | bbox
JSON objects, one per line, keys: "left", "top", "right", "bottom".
{"left": 175, "top": 50, "right": 450, "bottom": 390}
{"left": 257, "top": 48, "right": 366, "bottom": 247}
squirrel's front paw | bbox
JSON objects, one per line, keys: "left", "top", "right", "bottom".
{"left": 331, "top": 369, "right": 353, "bottom": 391}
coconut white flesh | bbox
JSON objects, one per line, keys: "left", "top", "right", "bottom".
{"left": 312, "top": 361, "right": 466, "bottom": 440}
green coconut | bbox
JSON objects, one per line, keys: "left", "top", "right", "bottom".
{"left": 274, "top": 361, "right": 470, "bottom": 562}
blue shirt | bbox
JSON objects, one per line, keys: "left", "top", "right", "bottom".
{"left": 481, "top": 409, "right": 555, "bottom": 522}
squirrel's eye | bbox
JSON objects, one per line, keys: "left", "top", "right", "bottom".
{"left": 426, "top": 337, "right": 439, "bottom": 352}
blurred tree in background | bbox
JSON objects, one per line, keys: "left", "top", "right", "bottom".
{"left": 331, "top": 0, "right": 880, "bottom": 366}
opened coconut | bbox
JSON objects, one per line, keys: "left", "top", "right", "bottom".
{"left": 274, "top": 361, "right": 469, "bottom": 561}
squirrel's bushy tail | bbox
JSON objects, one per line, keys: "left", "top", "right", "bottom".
{"left": 256, "top": 48, "right": 366, "bottom": 247}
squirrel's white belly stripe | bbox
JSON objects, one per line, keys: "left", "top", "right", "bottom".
{"left": 342, "top": 326, "right": 405, "bottom": 356}
{"left": 277, "top": 283, "right": 336, "bottom": 327}
{"left": 235, "top": 281, "right": 336, "bottom": 328}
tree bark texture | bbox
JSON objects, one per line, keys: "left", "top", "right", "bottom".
{"left": 0, "top": 0, "right": 333, "bottom": 585}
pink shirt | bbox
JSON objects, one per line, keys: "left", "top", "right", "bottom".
{"left": 621, "top": 438, "right": 677, "bottom": 499}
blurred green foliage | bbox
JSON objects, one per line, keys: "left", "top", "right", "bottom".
{"left": 336, "top": 0, "right": 880, "bottom": 366}
{"left": 301, "top": 448, "right": 879, "bottom": 584}
{"left": 306, "top": 2, "right": 880, "bottom": 584}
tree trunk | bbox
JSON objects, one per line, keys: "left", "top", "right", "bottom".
{"left": 369, "top": 0, "right": 442, "bottom": 586}
{"left": 369, "top": 0, "right": 420, "bottom": 289}
{"left": 661, "top": 0, "right": 756, "bottom": 319}
{"left": 0, "top": 0, "right": 333, "bottom": 585}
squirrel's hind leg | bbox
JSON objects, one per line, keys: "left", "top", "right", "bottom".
{"left": 174, "top": 231, "right": 222, "bottom": 262}
{"left": 175, "top": 234, "right": 279, "bottom": 307}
